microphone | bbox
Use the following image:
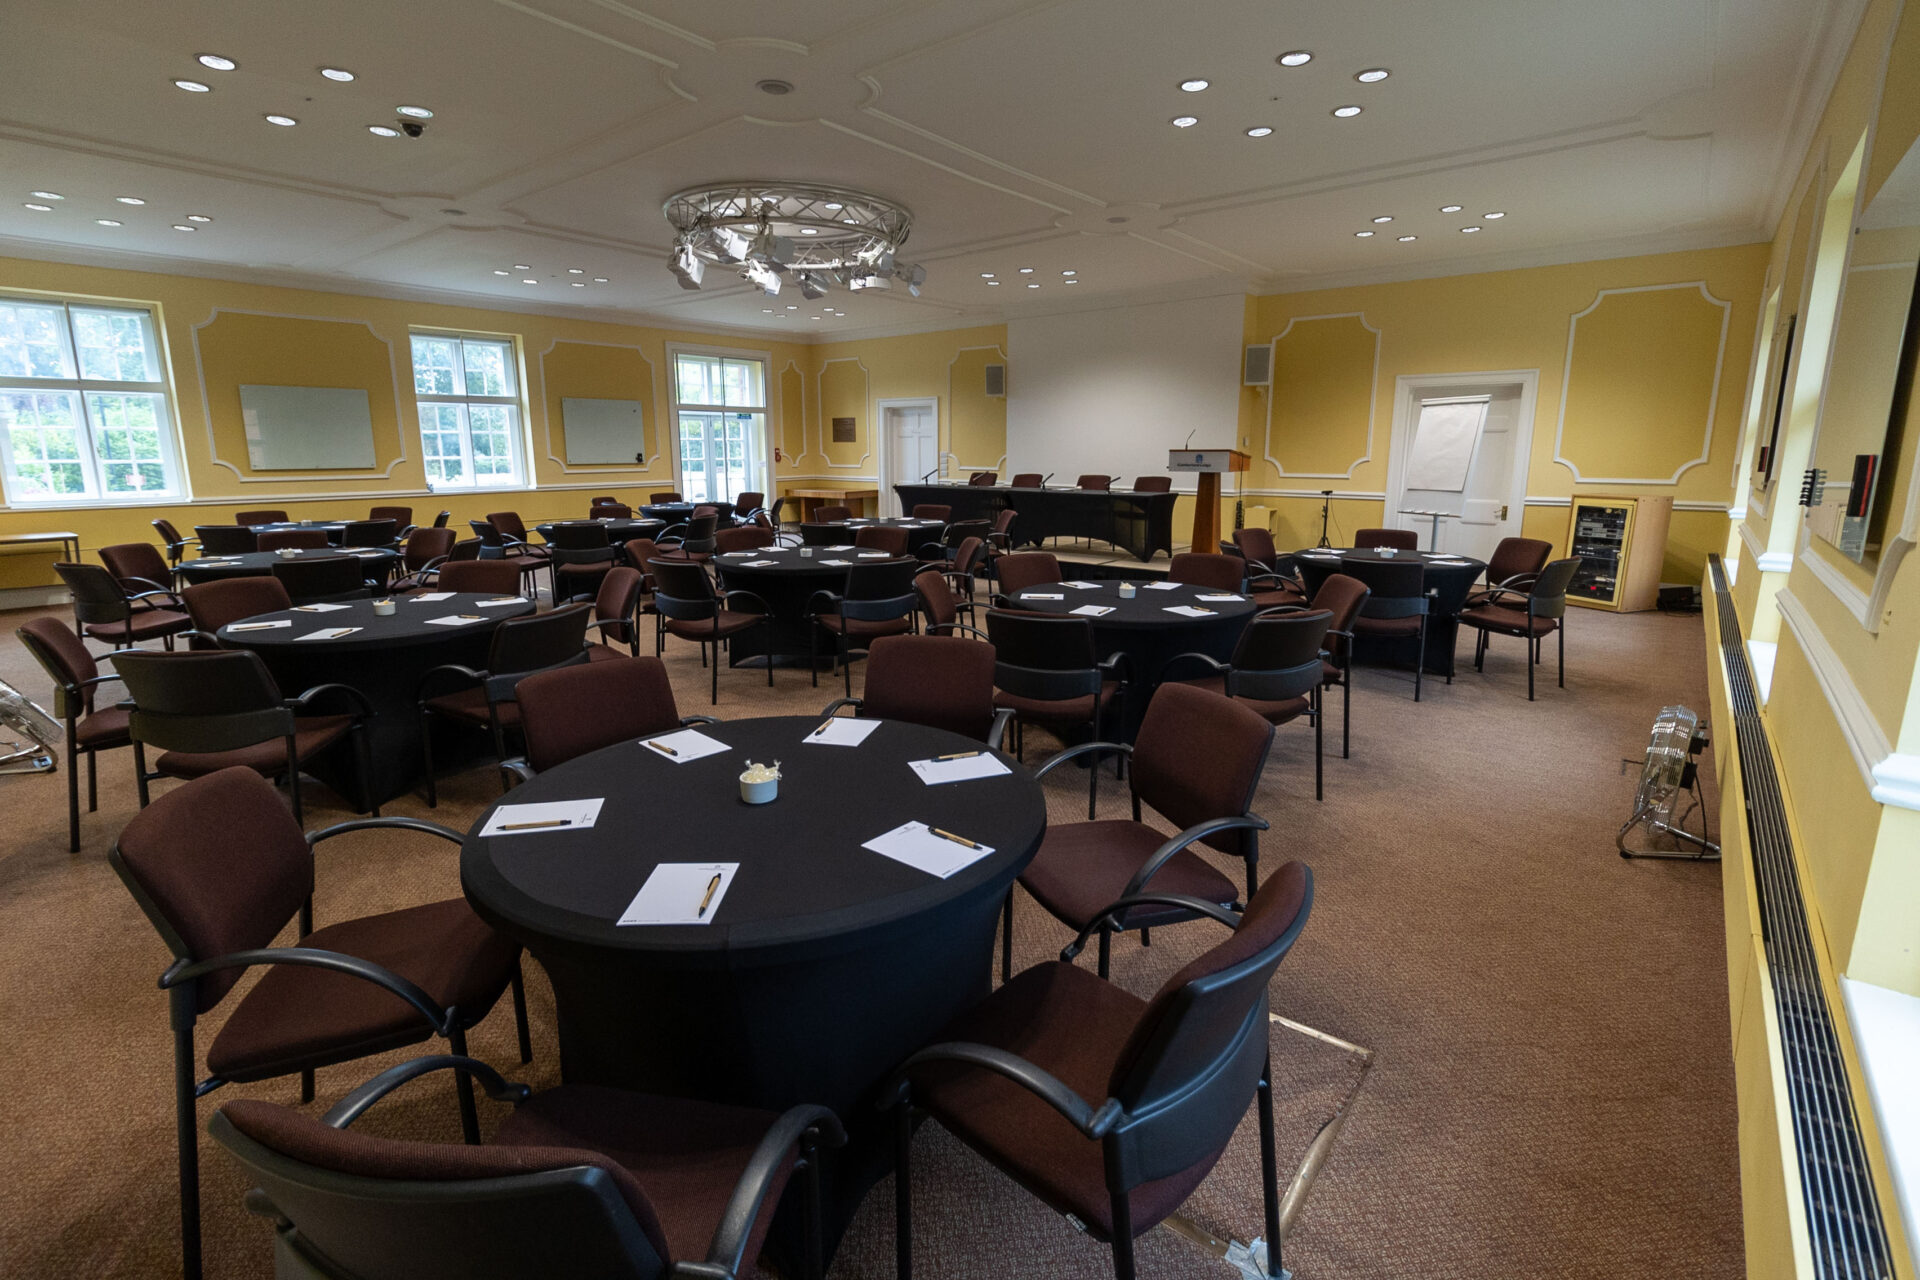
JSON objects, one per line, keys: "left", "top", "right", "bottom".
{"left": 1040, "top": 473, "right": 1055, "bottom": 487}
{"left": 920, "top": 463, "right": 942, "bottom": 483}
{"left": 1183, "top": 429, "right": 1196, "bottom": 449}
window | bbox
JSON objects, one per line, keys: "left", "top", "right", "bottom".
{"left": 672, "top": 352, "right": 766, "bottom": 505}
{"left": 0, "top": 298, "right": 183, "bottom": 504}
{"left": 409, "top": 333, "right": 525, "bottom": 490}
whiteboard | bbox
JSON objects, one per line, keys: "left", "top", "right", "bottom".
{"left": 563, "top": 397, "right": 648, "bottom": 465}
{"left": 1402, "top": 398, "right": 1488, "bottom": 492}
{"left": 239, "top": 385, "right": 377, "bottom": 471}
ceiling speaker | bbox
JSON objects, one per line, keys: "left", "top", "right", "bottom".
{"left": 984, "top": 363, "right": 1007, "bottom": 398}
{"left": 1243, "top": 344, "right": 1272, "bottom": 387}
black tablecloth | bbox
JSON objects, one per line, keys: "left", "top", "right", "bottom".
{"left": 641, "top": 502, "right": 697, "bottom": 522}
{"left": 712, "top": 546, "right": 907, "bottom": 667}
{"left": 1292, "top": 548, "right": 1485, "bottom": 676}
{"left": 533, "top": 518, "right": 665, "bottom": 543}
{"left": 892, "top": 483, "right": 1179, "bottom": 561}
{"left": 245, "top": 520, "right": 348, "bottom": 544}
{"left": 177, "top": 547, "right": 400, "bottom": 582}
{"left": 220, "top": 592, "right": 536, "bottom": 806}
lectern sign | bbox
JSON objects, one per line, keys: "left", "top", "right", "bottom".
{"left": 1167, "top": 449, "right": 1249, "bottom": 473}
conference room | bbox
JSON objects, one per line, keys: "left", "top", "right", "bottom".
{"left": 1, "top": 2, "right": 1916, "bottom": 1278}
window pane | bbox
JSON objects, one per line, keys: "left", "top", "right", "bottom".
{"left": 411, "top": 336, "right": 460, "bottom": 397}
{"left": 676, "top": 355, "right": 720, "bottom": 406}
{"left": 419, "top": 402, "right": 469, "bottom": 487}
{"left": 86, "top": 392, "right": 168, "bottom": 493}
{"left": 71, "top": 307, "right": 161, "bottom": 382}
{"left": 721, "top": 358, "right": 764, "bottom": 408}
{"left": 2, "top": 389, "right": 92, "bottom": 499}
{"left": 0, "top": 301, "right": 76, "bottom": 379}
{"left": 468, "top": 405, "right": 516, "bottom": 479}
{"left": 462, "top": 340, "right": 514, "bottom": 397}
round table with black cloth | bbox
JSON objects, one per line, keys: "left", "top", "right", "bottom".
{"left": 460, "top": 714, "right": 1046, "bottom": 1261}
{"left": 244, "top": 519, "right": 349, "bottom": 543}
{"left": 219, "top": 592, "right": 536, "bottom": 808}
{"left": 177, "top": 546, "right": 401, "bottom": 584}
{"left": 1292, "top": 547, "right": 1486, "bottom": 677}
{"left": 640, "top": 501, "right": 697, "bottom": 523}
{"left": 533, "top": 516, "right": 665, "bottom": 544}
{"left": 710, "top": 544, "right": 905, "bottom": 669}
{"left": 1001, "top": 579, "right": 1258, "bottom": 740}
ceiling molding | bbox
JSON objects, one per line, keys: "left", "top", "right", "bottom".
{"left": 1755, "top": 0, "right": 1877, "bottom": 235}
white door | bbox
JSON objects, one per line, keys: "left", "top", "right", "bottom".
{"left": 1391, "top": 379, "right": 1530, "bottom": 558}
{"left": 886, "top": 404, "right": 937, "bottom": 514}
{"left": 1451, "top": 390, "right": 1522, "bottom": 562}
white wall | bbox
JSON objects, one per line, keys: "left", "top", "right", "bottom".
{"left": 1005, "top": 292, "right": 1244, "bottom": 490}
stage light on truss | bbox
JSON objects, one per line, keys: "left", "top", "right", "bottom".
{"left": 741, "top": 259, "right": 783, "bottom": 296}
{"left": 892, "top": 262, "right": 926, "bottom": 297}
{"left": 706, "top": 224, "right": 750, "bottom": 262}
{"left": 670, "top": 239, "right": 705, "bottom": 290}
{"left": 796, "top": 271, "right": 827, "bottom": 300}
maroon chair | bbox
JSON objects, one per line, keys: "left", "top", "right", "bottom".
{"left": 648, "top": 491, "right": 684, "bottom": 505}
{"left": 258, "top": 529, "right": 330, "bottom": 552}
{"left": 436, "top": 559, "right": 522, "bottom": 596}
{"left": 368, "top": 504, "right": 413, "bottom": 532}
{"left": 1010, "top": 473, "right": 1044, "bottom": 488}
{"left": 54, "top": 560, "right": 192, "bottom": 649}
{"left": 854, "top": 525, "right": 912, "bottom": 557}
{"left": 100, "top": 540, "right": 178, "bottom": 598}
{"left": 590, "top": 495, "right": 621, "bottom": 507}
{"left": 1168, "top": 608, "right": 1333, "bottom": 799}
{"left": 968, "top": 471, "right": 998, "bottom": 486}
{"left": 109, "top": 766, "right": 528, "bottom": 1280}
{"left": 1166, "top": 552, "right": 1244, "bottom": 593}
{"left": 389, "top": 526, "right": 458, "bottom": 593}
{"left": 910, "top": 504, "right": 953, "bottom": 522}
{"left": 822, "top": 634, "right": 1011, "bottom": 747}
{"left": 235, "top": 509, "right": 288, "bottom": 525}
{"left": 653, "top": 513, "right": 718, "bottom": 565}
{"left": 591, "top": 501, "right": 634, "bottom": 519}
{"left": 181, "top": 576, "right": 293, "bottom": 648}
{"left": 16, "top": 616, "right": 134, "bottom": 850}
{"left": 195, "top": 524, "right": 257, "bottom": 556}
{"left": 1271, "top": 573, "right": 1370, "bottom": 760}
{"left": 1457, "top": 556, "right": 1581, "bottom": 700}
{"left": 152, "top": 517, "right": 198, "bottom": 567}
{"left": 984, "top": 610, "right": 1126, "bottom": 818}
{"left": 579, "top": 565, "right": 647, "bottom": 660}
{"left": 1013, "top": 682, "right": 1274, "bottom": 979}
{"left": 510, "top": 654, "right": 715, "bottom": 782}
{"left": 1353, "top": 527, "right": 1418, "bottom": 552}
{"left": 891, "top": 863, "right": 1313, "bottom": 1280}
{"left": 913, "top": 566, "right": 982, "bottom": 637}
{"left": 1232, "top": 527, "right": 1307, "bottom": 609}
{"left": 544, "top": 522, "right": 618, "bottom": 599}
{"left": 804, "top": 558, "right": 920, "bottom": 696}
{"left": 713, "top": 525, "right": 775, "bottom": 554}
{"left": 1131, "top": 476, "right": 1171, "bottom": 493}
{"left": 479, "top": 513, "right": 554, "bottom": 595}
{"left": 810, "top": 504, "right": 853, "bottom": 523}
{"left": 270, "top": 555, "right": 372, "bottom": 606}
{"left": 647, "top": 558, "right": 773, "bottom": 705}
{"left": 1463, "top": 536, "right": 1555, "bottom": 609}
{"left": 991, "top": 551, "right": 1062, "bottom": 600}
{"left": 1076, "top": 474, "right": 1113, "bottom": 491}
{"left": 1342, "top": 558, "right": 1430, "bottom": 701}
{"left": 732, "top": 490, "right": 766, "bottom": 523}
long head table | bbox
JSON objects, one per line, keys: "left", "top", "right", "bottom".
{"left": 892, "top": 482, "right": 1179, "bottom": 561}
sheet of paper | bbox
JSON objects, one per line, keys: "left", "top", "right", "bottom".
{"left": 1196, "top": 593, "right": 1244, "bottom": 601}
{"left": 828, "top": 544, "right": 855, "bottom": 551}
{"left": 424, "top": 614, "right": 488, "bottom": 627}
{"left": 408, "top": 592, "right": 455, "bottom": 603}
{"left": 820, "top": 558, "right": 852, "bottom": 566}
{"left": 741, "top": 559, "right": 779, "bottom": 567}
{"left": 224, "top": 619, "right": 292, "bottom": 632}
{"left": 347, "top": 549, "right": 386, "bottom": 557}
{"left": 618, "top": 862, "right": 738, "bottom": 926}
{"left": 1144, "top": 580, "right": 1183, "bottom": 591}
{"left": 639, "top": 727, "right": 731, "bottom": 763}
{"left": 1071, "top": 604, "right": 1115, "bottom": 617}
{"left": 862, "top": 821, "right": 996, "bottom": 879}
{"left": 295, "top": 627, "right": 362, "bottom": 641}
{"left": 803, "top": 717, "right": 882, "bottom": 747}
{"left": 1164, "top": 605, "right": 1217, "bottom": 618}
{"left": 1062, "top": 580, "right": 1099, "bottom": 589}
{"left": 478, "top": 797, "right": 605, "bottom": 838}
{"left": 477, "top": 596, "right": 528, "bottom": 607}
{"left": 1020, "top": 592, "right": 1065, "bottom": 601}
{"left": 290, "top": 602, "right": 352, "bottom": 613}
{"left": 908, "top": 753, "right": 1012, "bottom": 785}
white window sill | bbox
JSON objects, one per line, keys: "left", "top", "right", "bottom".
{"left": 1840, "top": 977, "right": 1920, "bottom": 1263}
{"left": 2, "top": 492, "right": 186, "bottom": 512}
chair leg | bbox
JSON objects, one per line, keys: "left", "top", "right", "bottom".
{"left": 1342, "top": 673, "right": 1352, "bottom": 759}
{"left": 1258, "top": 1056, "right": 1284, "bottom": 1278}
{"left": 710, "top": 636, "right": 720, "bottom": 706}
{"left": 802, "top": 1130, "right": 825, "bottom": 1280}
{"left": 66, "top": 739, "right": 81, "bottom": 853}
{"left": 1527, "top": 631, "right": 1536, "bottom": 701}
{"left": 300, "top": 1069, "right": 314, "bottom": 1104}
{"left": 1558, "top": 622, "right": 1566, "bottom": 688}
{"left": 894, "top": 1097, "right": 915, "bottom": 1280}
{"left": 810, "top": 623, "right": 820, "bottom": 688}
{"left": 134, "top": 740, "right": 151, "bottom": 809}
{"left": 1001, "top": 890, "right": 1015, "bottom": 983}
{"left": 1097, "top": 925, "right": 1112, "bottom": 979}
{"left": 1413, "top": 621, "right": 1425, "bottom": 702}
{"left": 1108, "top": 1182, "right": 1136, "bottom": 1280}
{"left": 354, "top": 722, "right": 379, "bottom": 817}
{"left": 1314, "top": 687, "right": 1324, "bottom": 801}
{"left": 511, "top": 963, "right": 533, "bottom": 1064}
{"left": 170, "top": 993, "right": 203, "bottom": 1280}
{"left": 420, "top": 709, "right": 439, "bottom": 808}
{"left": 287, "top": 738, "right": 304, "bottom": 825}
{"left": 843, "top": 635, "right": 854, "bottom": 698}
{"left": 448, "top": 1025, "right": 480, "bottom": 1143}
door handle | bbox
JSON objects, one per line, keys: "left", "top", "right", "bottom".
{"left": 1499, "top": 504, "right": 1509, "bottom": 521}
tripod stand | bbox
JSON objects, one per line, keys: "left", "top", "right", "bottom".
{"left": 1315, "top": 490, "right": 1333, "bottom": 549}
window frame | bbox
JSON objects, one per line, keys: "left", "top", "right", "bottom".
{"left": 409, "top": 330, "right": 529, "bottom": 493}
{"left": 667, "top": 345, "right": 771, "bottom": 507}
{"left": 0, "top": 295, "right": 186, "bottom": 508}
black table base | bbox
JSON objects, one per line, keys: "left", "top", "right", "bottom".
{"left": 893, "top": 483, "right": 1179, "bottom": 561}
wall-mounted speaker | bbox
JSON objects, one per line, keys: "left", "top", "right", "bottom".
{"left": 984, "top": 363, "right": 1007, "bottom": 398}
{"left": 1243, "top": 344, "right": 1272, "bottom": 387}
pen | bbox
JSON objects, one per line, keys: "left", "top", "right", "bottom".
{"left": 810, "top": 720, "right": 836, "bottom": 738}
{"left": 936, "top": 750, "right": 981, "bottom": 761}
{"left": 697, "top": 872, "right": 723, "bottom": 916}
{"left": 646, "top": 739, "right": 679, "bottom": 757}
{"left": 457, "top": 614, "right": 483, "bottom": 620}
{"left": 930, "top": 827, "right": 979, "bottom": 849}
{"left": 500, "top": 819, "right": 572, "bottom": 831}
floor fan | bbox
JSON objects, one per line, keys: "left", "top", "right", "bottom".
{"left": 0, "top": 680, "right": 60, "bottom": 775}
{"left": 1618, "top": 704, "right": 1718, "bottom": 860}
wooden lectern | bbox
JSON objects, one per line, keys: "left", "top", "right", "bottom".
{"left": 1168, "top": 448, "right": 1251, "bottom": 554}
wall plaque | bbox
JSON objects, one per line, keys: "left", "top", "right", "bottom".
{"left": 831, "top": 416, "right": 857, "bottom": 443}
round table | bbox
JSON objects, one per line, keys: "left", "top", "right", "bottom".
{"left": 641, "top": 502, "right": 696, "bottom": 523}
{"left": 460, "top": 714, "right": 1045, "bottom": 1256}
{"left": 220, "top": 592, "right": 536, "bottom": 807}
{"left": 534, "top": 517, "right": 665, "bottom": 544}
{"left": 1002, "top": 579, "right": 1258, "bottom": 739}
{"left": 1291, "top": 548, "right": 1486, "bottom": 677}
{"left": 178, "top": 546, "right": 400, "bottom": 584}
{"left": 245, "top": 520, "right": 349, "bottom": 545}
{"left": 711, "top": 545, "right": 904, "bottom": 668}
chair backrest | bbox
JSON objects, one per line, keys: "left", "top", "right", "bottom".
{"left": 487, "top": 512, "right": 531, "bottom": 542}
{"left": 799, "top": 522, "right": 841, "bottom": 546}
{"left": 341, "top": 519, "right": 398, "bottom": 548}
{"left": 990, "top": 508, "right": 1017, "bottom": 537}
{"left": 236, "top": 510, "right": 288, "bottom": 525}
{"left": 152, "top": 517, "right": 188, "bottom": 550}
{"left": 54, "top": 561, "right": 132, "bottom": 625}
{"left": 1308, "top": 573, "right": 1370, "bottom": 667}
{"left": 1231, "top": 527, "right": 1280, "bottom": 568}
{"left": 621, "top": 538, "right": 658, "bottom": 578}
{"left": 17, "top": 616, "right": 102, "bottom": 719}
{"left": 913, "top": 568, "right": 963, "bottom": 633}
{"left": 993, "top": 551, "right": 1061, "bottom": 595}
{"left": 854, "top": 526, "right": 910, "bottom": 556}
{"left": 1343, "top": 558, "right": 1426, "bottom": 619}
{"left": 950, "top": 535, "right": 986, "bottom": 579}
{"left": 968, "top": 471, "right": 997, "bottom": 486}
{"left": 1354, "top": 527, "right": 1417, "bottom": 552}
{"left": 403, "top": 527, "right": 457, "bottom": 571}
{"left": 271, "top": 556, "right": 371, "bottom": 604}
{"left": 941, "top": 519, "right": 990, "bottom": 552}
{"left": 369, "top": 505, "right": 412, "bottom": 528}
{"left": 208, "top": 1098, "right": 670, "bottom": 1280}
{"left": 519, "top": 655, "right": 682, "bottom": 773}
{"left": 258, "top": 529, "right": 330, "bottom": 552}
{"left": 1010, "top": 473, "right": 1043, "bottom": 488}
{"left": 593, "top": 567, "right": 644, "bottom": 648}
{"left": 648, "top": 491, "right": 682, "bottom": 505}
{"left": 1486, "top": 536, "right": 1554, "bottom": 586}
{"left": 811, "top": 505, "right": 852, "bottom": 523}
{"left": 1076, "top": 474, "right": 1112, "bottom": 491}
{"left": 1167, "top": 552, "right": 1243, "bottom": 593}
{"left": 910, "top": 504, "right": 952, "bottom": 522}
{"left": 1524, "top": 557, "right": 1583, "bottom": 620}
{"left": 1132, "top": 476, "right": 1172, "bottom": 493}
{"left": 195, "top": 525, "right": 257, "bottom": 555}
{"left": 733, "top": 491, "right": 765, "bottom": 518}
{"left": 646, "top": 558, "right": 720, "bottom": 622}
{"left": 115, "top": 649, "right": 294, "bottom": 759}
{"left": 713, "top": 526, "right": 773, "bottom": 553}
{"left": 593, "top": 502, "right": 634, "bottom": 520}
{"left": 984, "top": 610, "right": 1100, "bottom": 701}
{"left": 432, "top": 510, "right": 453, "bottom": 529}
{"left": 1228, "top": 610, "right": 1331, "bottom": 703}
{"left": 484, "top": 605, "right": 593, "bottom": 696}
{"left": 834, "top": 559, "right": 920, "bottom": 623}
{"left": 861, "top": 635, "right": 998, "bottom": 741}
{"left": 546, "top": 522, "right": 614, "bottom": 552}
{"left": 766, "top": 496, "right": 788, "bottom": 527}
{"left": 1131, "top": 681, "right": 1274, "bottom": 858}
{"left": 446, "top": 538, "right": 483, "bottom": 563}
{"left": 111, "top": 767, "right": 315, "bottom": 1014}
{"left": 437, "top": 560, "right": 521, "bottom": 596}
{"left": 691, "top": 505, "right": 720, "bottom": 521}
{"left": 99, "top": 541, "right": 173, "bottom": 591}
{"left": 674, "top": 514, "right": 718, "bottom": 553}
{"left": 184, "top": 577, "right": 293, "bottom": 634}
{"left": 1102, "top": 863, "right": 1313, "bottom": 1186}
{"left": 589, "top": 495, "right": 621, "bottom": 508}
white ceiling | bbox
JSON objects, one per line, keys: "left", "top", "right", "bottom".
{"left": 0, "top": 0, "right": 1861, "bottom": 340}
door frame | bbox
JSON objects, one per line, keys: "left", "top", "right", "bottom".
{"left": 663, "top": 342, "right": 775, "bottom": 504}
{"left": 875, "top": 396, "right": 941, "bottom": 516}
{"left": 1383, "top": 369, "right": 1539, "bottom": 549}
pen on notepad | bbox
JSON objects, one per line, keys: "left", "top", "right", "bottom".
{"left": 645, "top": 739, "right": 679, "bottom": 757}
{"left": 930, "top": 828, "right": 979, "bottom": 849}
{"left": 935, "top": 750, "right": 981, "bottom": 761}
{"left": 500, "top": 819, "right": 572, "bottom": 831}
{"left": 697, "top": 872, "right": 723, "bottom": 916}
{"left": 810, "top": 720, "right": 835, "bottom": 738}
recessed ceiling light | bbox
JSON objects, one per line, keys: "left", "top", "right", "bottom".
{"left": 173, "top": 79, "right": 211, "bottom": 93}
{"left": 981, "top": 272, "right": 995, "bottom": 279}
{"left": 395, "top": 105, "right": 433, "bottom": 119}
{"left": 1461, "top": 225, "right": 1482, "bottom": 233}
{"left": 1371, "top": 215, "right": 1393, "bottom": 223}
{"left": 1061, "top": 269, "right": 1076, "bottom": 275}
{"left": 23, "top": 203, "right": 52, "bottom": 212}
{"left": 115, "top": 196, "right": 146, "bottom": 205}
{"left": 1171, "top": 115, "right": 1199, "bottom": 128}
{"left": 763, "top": 308, "right": 773, "bottom": 313}
{"left": 493, "top": 269, "right": 510, "bottom": 275}
{"left": 1246, "top": 126, "right": 1273, "bottom": 137}
{"left": 264, "top": 114, "right": 298, "bottom": 126}
{"left": 513, "top": 264, "right": 530, "bottom": 271}
{"left": 1180, "top": 79, "right": 1209, "bottom": 92}
{"left": 987, "top": 280, "right": 1000, "bottom": 286}
{"left": 786, "top": 305, "right": 798, "bottom": 310}
{"left": 1439, "top": 204, "right": 1463, "bottom": 213}
{"left": 96, "top": 219, "right": 122, "bottom": 227}
{"left": 30, "top": 191, "right": 63, "bottom": 200}
{"left": 367, "top": 125, "right": 399, "bottom": 137}
{"left": 186, "top": 213, "right": 212, "bottom": 222}
{"left": 592, "top": 277, "right": 608, "bottom": 283}
{"left": 1064, "top": 278, "right": 1080, "bottom": 285}
{"left": 842, "top": 217, "right": 859, "bottom": 225}
{"left": 811, "top": 315, "right": 822, "bottom": 320}
{"left": 197, "top": 54, "right": 237, "bottom": 71}
{"left": 1397, "top": 235, "right": 1416, "bottom": 242}
{"left": 522, "top": 278, "right": 537, "bottom": 284}
{"left": 823, "top": 202, "right": 843, "bottom": 211}
{"left": 1484, "top": 211, "right": 1506, "bottom": 219}
{"left": 1278, "top": 51, "right": 1313, "bottom": 66}
{"left": 800, "top": 227, "right": 818, "bottom": 235}
{"left": 567, "top": 267, "right": 584, "bottom": 274}
{"left": 319, "top": 67, "right": 355, "bottom": 82}
{"left": 1331, "top": 105, "right": 1362, "bottom": 118}
{"left": 1354, "top": 230, "right": 1374, "bottom": 238}
{"left": 172, "top": 224, "right": 196, "bottom": 232}
{"left": 571, "top": 281, "right": 586, "bottom": 287}
{"left": 1355, "top": 68, "right": 1390, "bottom": 83}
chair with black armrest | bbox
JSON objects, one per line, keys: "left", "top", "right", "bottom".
{"left": 811, "top": 504, "right": 853, "bottom": 523}
{"left": 114, "top": 646, "right": 377, "bottom": 822}
{"left": 649, "top": 491, "right": 683, "bottom": 505}
{"left": 913, "top": 568, "right": 987, "bottom": 639}
{"left": 983, "top": 507, "right": 1018, "bottom": 589}
{"left": 504, "top": 654, "right": 718, "bottom": 786}
{"left": 917, "top": 519, "right": 989, "bottom": 571}
{"left": 195, "top": 524, "right": 257, "bottom": 556}
{"left": 1010, "top": 681, "right": 1274, "bottom": 982}
{"left": 925, "top": 536, "right": 986, "bottom": 616}
{"left": 1166, "top": 552, "right": 1244, "bottom": 593}
{"left": 1456, "top": 556, "right": 1581, "bottom": 700}
{"left": 181, "top": 577, "right": 292, "bottom": 650}
{"left": 434, "top": 558, "right": 522, "bottom": 597}
{"left": 592, "top": 501, "right": 634, "bottom": 519}
{"left": 1353, "top": 527, "right": 1417, "bottom": 552}
{"left": 765, "top": 496, "right": 793, "bottom": 540}
{"left": 1262, "top": 573, "right": 1369, "bottom": 760}
{"left": 152, "top": 518, "right": 198, "bottom": 568}
{"left": 1231, "top": 527, "right": 1307, "bottom": 609}
{"left": 16, "top": 616, "right": 134, "bottom": 851}
{"left": 545, "top": 521, "right": 618, "bottom": 600}
{"left": 590, "top": 495, "right": 621, "bottom": 507}
{"left": 714, "top": 525, "right": 775, "bottom": 554}
{"left": 1131, "top": 476, "right": 1171, "bottom": 493}
{"left": 257, "top": 528, "right": 330, "bottom": 552}
{"left": 1342, "top": 557, "right": 1431, "bottom": 701}
{"left": 208, "top": 1053, "right": 843, "bottom": 1280}
{"left": 341, "top": 518, "right": 398, "bottom": 549}
{"left": 236, "top": 509, "right": 289, "bottom": 525}
{"left": 621, "top": 535, "right": 659, "bottom": 575}
{"left": 984, "top": 609, "right": 1127, "bottom": 817}
{"left": 368, "top": 505, "right": 412, "bottom": 534}
{"left": 969, "top": 471, "right": 998, "bottom": 486}
{"left": 799, "top": 521, "right": 841, "bottom": 547}
{"left": 732, "top": 490, "right": 766, "bottom": 524}
{"left": 854, "top": 525, "right": 911, "bottom": 557}
{"left": 804, "top": 558, "right": 920, "bottom": 696}
{"left": 692, "top": 504, "right": 721, "bottom": 522}
{"left": 416, "top": 604, "right": 593, "bottom": 806}
{"left": 1164, "top": 609, "right": 1333, "bottom": 800}
{"left": 110, "top": 766, "right": 529, "bottom": 1280}
{"left": 389, "top": 526, "right": 459, "bottom": 593}
{"left": 271, "top": 555, "right": 374, "bottom": 606}
{"left": 888, "top": 861, "right": 1312, "bottom": 1280}
{"left": 647, "top": 558, "right": 773, "bottom": 706}
{"left": 821, "top": 633, "right": 1011, "bottom": 750}
{"left": 1010, "top": 473, "right": 1043, "bottom": 488}
{"left": 1462, "top": 536, "right": 1555, "bottom": 609}
{"left": 1077, "top": 474, "right": 1113, "bottom": 491}
{"left": 475, "top": 515, "right": 554, "bottom": 598}
{"left": 989, "top": 550, "right": 1062, "bottom": 603}
{"left": 54, "top": 560, "right": 192, "bottom": 650}
{"left": 432, "top": 510, "right": 453, "bottom": 529}
{"left": 653, "top": 513, "right": 719, "bottom": 564}
{"left": 911, "top": 503, "right": 952, "bottom": 522}
{"left": 101, "top": 539, "right": 186, "bottom": 599}
{"left": 574, "top": 566, "right": 647, "bottom": 661}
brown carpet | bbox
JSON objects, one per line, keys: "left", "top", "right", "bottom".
{"left": 0, "top": 599, "right": 1741, "bottom": 1279}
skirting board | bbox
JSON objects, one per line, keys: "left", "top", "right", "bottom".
{"left": 0, "top": 586, "right": 69, "bottom": 612}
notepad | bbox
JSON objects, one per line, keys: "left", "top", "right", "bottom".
{"left": 477, "top": 596, "right": 528, "bottom": 607}
{"left": 478, "top": 798, "right": 604, "bottom": 837}
{"left": 820, "top": 558, "right": 852, "bottom": 566}
{"left": 1196, "top": 593, "right": 1243, "bottom": 602}
{"left": 908, "top": 753, "right": 1012, "bottom": 785}
{"left": 291, "top": 602, "right": 352, "bottom": 613}
{"left": 295, "top": 627, "right": 361, "bottom": 641}
{"left": 1144, "top": 581, "right": 1183, "bottom": 591}
{"left": 224, "top": 620, "right": 292, "bottom": 632}
{"left": 1164, "top": 605, "right": 1217, "bottom": 618}
{"left": 424, "top": 614, "right": 487, "bottom": 627}
{"left": 828, "top": 545, "right": 855, "bottom": 551}
{"left": 347, "top": 549, "right": 386, "bottom": 557}
{"left": 1020, "top": 592, "right": 1065, "bottom": 601}
{"left": 740, "top": 559, "right": 779, "bottom": 567}
{"left": 1071, "top": 604, "right": 1115, "bottom": 617}
{"left": 1062, "top": 580, "right": 1099, "bottom": 589}
{"left": 856, "top": 552, "right": 890, "bottom": 558}
{"left": 863, "top": 821, "right": 995, "bottom": 879}
{"left": 804, "top": 718, "right": 881, "bottom": 747}
{"left": 639, "top": 728, "right": 730, "bottom": 763}
{"left": 618, "top": 862, "right": 738, "bottom": 926}
{"left": 408, "top": 592, "right": 455, "bottom": 603}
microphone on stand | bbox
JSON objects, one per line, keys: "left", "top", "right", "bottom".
{"left": 1040, "top": 473, "right": 1055, "bottom": 486}
{"left": 1183, "top": 429, "right": 1196, "bottom": 449}
{"left": 920, "top": 464, "right": 942, "bottom": 483}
